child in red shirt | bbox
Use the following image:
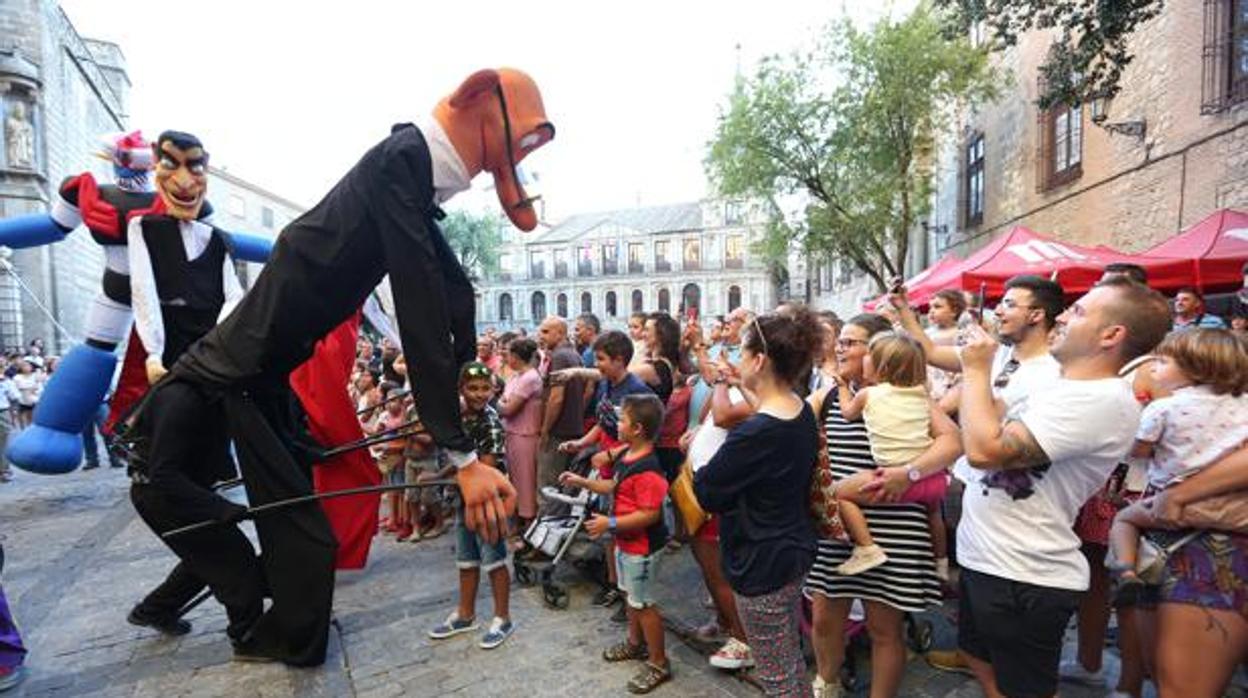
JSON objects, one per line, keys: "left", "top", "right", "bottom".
{"left": 561, "top": 394, "right": 671, "bottom": 694}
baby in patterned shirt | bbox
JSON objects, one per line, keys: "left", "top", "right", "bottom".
{"left": 1109, "top": 329, "right": 1248, "bottom": 601}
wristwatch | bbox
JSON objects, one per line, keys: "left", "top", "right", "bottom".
{"left": 608, "top": 516, "right": 618, "bottom": 532}
{"left": 906, "top": 465, "right": 922, "bottom": 483}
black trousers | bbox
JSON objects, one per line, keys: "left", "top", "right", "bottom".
{"left": 132, "top": 562, "right": 205, "bottom": 620}
{"left": 131, "top": 484, "right": 264, "bottom": 643}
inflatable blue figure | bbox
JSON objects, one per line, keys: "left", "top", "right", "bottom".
{"left": 0, "top": 131, "right": 272, "bottom": 474}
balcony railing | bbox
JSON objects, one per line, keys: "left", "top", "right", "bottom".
{"left": 530, "top": 263, "right": 546, "bottom": 280}
{"left": 627, "top": 261, "right": 645, "bottom": 274}
{"left": 655, "top": 260, "right": 671, "bottom": 272}
{"left": 602, "top": 260, "right": 619, "bottom": 275}
{"left": 725, "top": 258, "right": 744, "bottom": 270}
{"left": 554, "top": 262, "right": 568, "bottom": 279}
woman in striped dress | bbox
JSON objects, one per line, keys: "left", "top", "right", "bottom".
{"left": 805, "top": 314, "right": 963, "bottom": 698}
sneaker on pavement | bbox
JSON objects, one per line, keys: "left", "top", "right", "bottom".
{"left": 610, "top": 603, "right": 629, "bottom": 623}
{"left": 81, "top": 461, "right": 100, "bottom": 471}
{"left": 592, "top": 586, "right": 623, "bottom": 607}
{"left": 925, "top": 649, "right": 974, "bottom": 676}
{"left": 478, "top": 617, "right": 514, "bottom": 650}
{"left": 127, "top": 607, "right": 192, "bottom": 636}
{"left": 1058, "top": 659, "right": 1106, "bottom": 686}
{"left": 812, "top": 674, "right": 842, "bottom": 698}
{"left": 709, "top": 638, "right": 755, "bottom": 670}
{"left": 0, "top": 665, "right": 25, "bottom": 692}
{"left": 399, "top": 529, "right": 423, "bottom": 543}
{"left": 428, "top": 612, "right": 479, "bottom": 640}
{"left": 836, "top": 544, "right": 888, "bottom": 576}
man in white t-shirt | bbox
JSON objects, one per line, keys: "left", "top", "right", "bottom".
{"left": 954, "top": 277, "right": 1172, "bottom": 698}
{"left": 892, "top": 275, "right": 1064, "bottom": 423}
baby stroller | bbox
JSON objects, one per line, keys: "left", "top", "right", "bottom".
{"left": 514, "top": 450, "right": 604, "bottom": 609}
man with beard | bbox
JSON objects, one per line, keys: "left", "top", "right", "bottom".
{"left": 890, "top": 275, "right": 1063, "bottom": 423}
{"left": 952, "top": 277, "right": 1171, "bottom": 698}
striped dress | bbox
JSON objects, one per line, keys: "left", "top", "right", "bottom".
{"left": 804, "top": 388, "right": 942, "bottom": 612}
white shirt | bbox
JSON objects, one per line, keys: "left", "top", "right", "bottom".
{"left": 688, "top": 387, "right": 746, "bottom": 471}
{"left": 1137, "top": 385, "right": 1248, "bottom": 489}
{"left": 128, "top": 217, "right": 244, "bottom": 363}
{"left": 0, "top": 377, "right": 20, "bottom": 410}
{"left": 419, "top": 117, "right": 471, "bottom": 204}
{"left": 957, "top": 377, "right": 1141, "bottom": 591}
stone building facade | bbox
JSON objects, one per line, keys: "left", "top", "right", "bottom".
{"left": 933, "top": 1, "right": 1248, "bottom": 266}
{"left": 0, "top": 0, "right": 303, "bottom": 353}
{"left": 206, "top": 167, "right": 305, "bottom": 288}
{"left": 475, "top": 200, "right": 777, "bottom": 333}
{"left": 812, "top": 1, "right": 1248, "bottom": 312}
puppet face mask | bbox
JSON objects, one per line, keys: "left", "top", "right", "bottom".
{"left": 490, "top": 81, "right": 554, "bottom": 231}
{"left": 153, "top": 138, "right": 208, "bottom": 221}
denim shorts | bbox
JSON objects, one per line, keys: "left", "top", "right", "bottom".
{"left": 615, "top": 549, "right": 660, "bottom": 609}
{"left": 455, "top": 509, "right": 509, "bottom": 572}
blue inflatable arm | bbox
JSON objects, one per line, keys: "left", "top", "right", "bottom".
{"left": 0, "top": 213, "right": 70, "bottom": 249}
{"left": 225, "top": 231, "right": 273, "bottom": 263}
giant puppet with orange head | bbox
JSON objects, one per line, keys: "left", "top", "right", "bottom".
{"left": 121, "top": 69, "right": 553, "bottom": 666}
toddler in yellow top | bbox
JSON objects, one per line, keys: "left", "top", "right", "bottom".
{"left": 835, "top": 332, "right": 949, "bottom": 577}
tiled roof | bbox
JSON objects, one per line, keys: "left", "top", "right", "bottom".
{"left": 532, "top": 202, "right": 703, "bottom": 244}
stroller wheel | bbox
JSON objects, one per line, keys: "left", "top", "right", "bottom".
{"left": 543, "top": 584, "right": 570, "bottom": 610}
{"left": 515, "top": 565, "right": 534, "bottom": 587}
{"left": 907, "top": 618, "right": 935, "bottom": 653}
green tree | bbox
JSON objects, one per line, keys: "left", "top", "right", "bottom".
{"left": 707, "top": 3, "right": 1000, "bottom": 292}
{"left": 935, "top": 0, "right": 1164, "bottom": 109}
{"left": 441, "top": 210, "right": 503, "bottom": 282}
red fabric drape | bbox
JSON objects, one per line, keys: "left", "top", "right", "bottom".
{"left": 289, "top": 313, "right": 380, "bottom": 570}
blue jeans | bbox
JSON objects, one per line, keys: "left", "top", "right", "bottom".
{"left": 455, "top": 509, "right": 509, "bottom": 572}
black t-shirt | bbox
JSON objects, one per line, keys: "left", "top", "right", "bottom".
{"left": 694, "top": 403, "right": 818, "bottom": 596}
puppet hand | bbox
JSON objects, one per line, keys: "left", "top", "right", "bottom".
{"left": 457, "top": 459, "right": 516, "bottom": 544}
{"left": 145, "top": 357, "right": 168, "bottom": 385}
{"left": 69, "top": 173, "right": 121, "bottom": 238}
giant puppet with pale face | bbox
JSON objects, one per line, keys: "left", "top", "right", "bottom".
{"left": 123, "top": 69, "right": 554, "bottom": 666}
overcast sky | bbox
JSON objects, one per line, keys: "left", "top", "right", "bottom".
{"left": 59, "top": 1, "right": 914, "bottom": 223}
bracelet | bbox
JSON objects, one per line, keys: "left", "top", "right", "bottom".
{"left": 608, "top": 516, "right": 618, "bottom": 532}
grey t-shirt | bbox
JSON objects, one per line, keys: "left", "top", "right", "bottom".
{"left": 546, "top": 343, "right": 587, "bottom": 438}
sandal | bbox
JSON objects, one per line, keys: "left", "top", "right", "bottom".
{"left": 627, "top": 661, "right": 672, "bottom": 694}
{"left": 603, "top": 642, "right": 647, "bottom": 662}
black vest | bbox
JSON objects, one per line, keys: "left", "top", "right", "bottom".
{"left": 141, "top": 217, "right": 228, "bottom": 367}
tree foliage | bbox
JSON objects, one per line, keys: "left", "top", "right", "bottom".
{"left": 935, "top": 0, "right": 1164, "bottom": 109}
{"left": 706, "top": 3, "right": 1000, "bottom": 292}
{"left": 440, "top": 210, "right": 503, "bottom": 282}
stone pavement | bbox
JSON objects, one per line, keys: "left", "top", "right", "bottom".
{"left": 0, "top": 467, "right": 1231, "bottom": 697}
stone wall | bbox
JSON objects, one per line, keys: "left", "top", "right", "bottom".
{"left": 940, "top": 1, "right": 1248, "bottom": 260}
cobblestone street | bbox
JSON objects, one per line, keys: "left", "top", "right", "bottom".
{"left": 0, "top": 468, "right": 1204, "bottom": 697}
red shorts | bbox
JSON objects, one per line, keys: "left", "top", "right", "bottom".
{"left": 696, "top": 514, "right": 720, "bottom": 542}
{"left": 898, "top": 472, "right": 949, "bottom": 505}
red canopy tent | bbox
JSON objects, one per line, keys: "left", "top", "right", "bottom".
{"left": 1140, "top": 209, "right": 1248, "bottom": 292}
{"left": 869, "top": 227, "right": 1190, "bottom": 308}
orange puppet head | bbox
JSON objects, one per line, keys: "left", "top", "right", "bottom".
{"left": 434, "top": 68, "right": 555, "bottom": 231}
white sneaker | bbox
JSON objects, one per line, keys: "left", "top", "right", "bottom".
{"left": 708, "top": 638, "right": 754, "bottom": 669}
{"left": 1058, "top": 659, "right": 1106, "bottom": 686}
{"left": 812, "top": 674, "right": 842, "bottom": 698}
{"left": 836, "top": 544, "right": 888, "bottom": 576}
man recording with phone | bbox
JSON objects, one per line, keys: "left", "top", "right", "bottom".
{"left": 888, "top": 275, "right": 1063, "bottom": 422}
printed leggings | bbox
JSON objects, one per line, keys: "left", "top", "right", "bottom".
{"left": 735, "top": 578, "right": 811, "bottom": 697}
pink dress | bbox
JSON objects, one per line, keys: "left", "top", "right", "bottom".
{"left": 501, "top": 368, "right": 543, "bottom": 518}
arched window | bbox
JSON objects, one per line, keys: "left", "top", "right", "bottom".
{"left": 531, "top": 291, "right": 546, "bottom": 320}
{"left": 498, "top": 293, "right": 514, "bottom": 322}
{"left": 631, "top": 289, "right": 644, "bottom": 313}
{"left": 580, "top": 291, "right": 592, "bottom": 314}
{"left": 680, "top": 283, "right": 701, "bottom": 319}
{"left": 606, "top": 291, "right": 618, "bottom": 317}
{"left": 728, "top": 285, "right": 742, "bottom": 312}
{"left": 658, "top": 288, "right": 671, "bottom": 313}
{"left": 557, "top": 293, "right": 568, "bottom": 318}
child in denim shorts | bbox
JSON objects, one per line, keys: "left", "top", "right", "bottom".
{"left": 560, "top": 394, "right": 671, "bottom": 694}
{"left": 426, "top": 363, "right": 513, "bottom": 650}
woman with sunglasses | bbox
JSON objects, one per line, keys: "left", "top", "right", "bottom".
{"left": 692, "top": 306, "right": 822, "bottom": 696}
{"left": 804, "top": 314, "right": 963, "bottom": 698}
